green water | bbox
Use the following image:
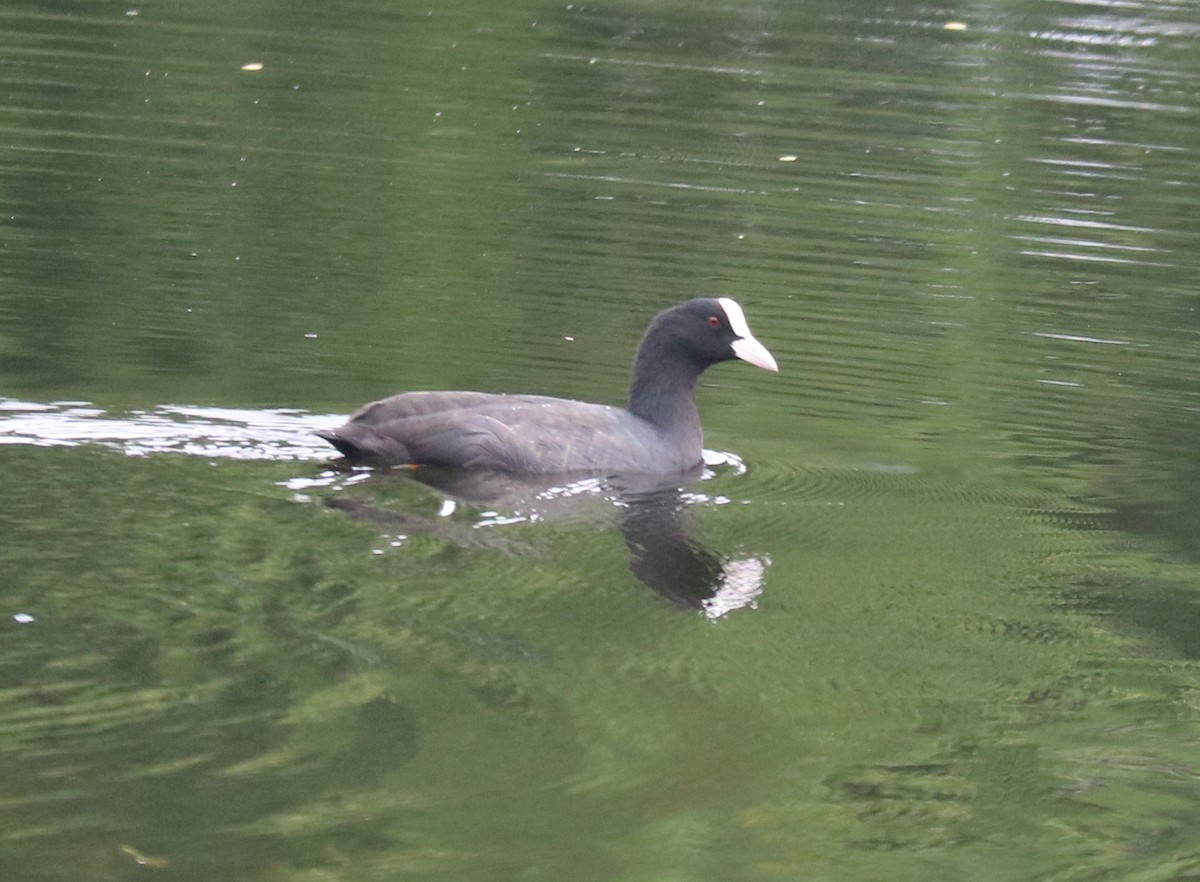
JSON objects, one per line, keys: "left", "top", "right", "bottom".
{"left": 3, "top": 1, "right": 1200, "bottom": 880}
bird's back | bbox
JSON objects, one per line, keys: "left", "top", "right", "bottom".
{"left": 317, "top": 391, "right": 699, "bottom": 473}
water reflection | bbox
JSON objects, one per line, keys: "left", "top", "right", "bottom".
{"left": 618, "top": 483, "right": 767, "bottom": 619}
{"left": 323, "top": 461, "right": 768, "bottom": 619}
{"left": 0, "top": 397, "right": 338, "bottom": 460}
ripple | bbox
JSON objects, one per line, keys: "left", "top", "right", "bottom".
{"left": 736, "top": 459, "right": 941, "bottom": 508}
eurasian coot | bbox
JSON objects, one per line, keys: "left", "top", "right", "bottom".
{"left": 317, "top": 297, "right": 777, "bottom": 473}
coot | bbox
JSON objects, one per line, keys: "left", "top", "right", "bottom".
{"left": 317, "top": 297, "right": 777, "bottom": 473}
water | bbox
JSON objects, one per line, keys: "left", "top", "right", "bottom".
{"left": 3, "top": 1, "right": 1200, "bottom": 879}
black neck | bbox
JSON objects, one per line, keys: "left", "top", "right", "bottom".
{"left": 627, "top": 337, "right": 703, "bottom": 445}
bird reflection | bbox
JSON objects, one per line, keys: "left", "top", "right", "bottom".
{"left": 324, "top": 464, "right": 767, "bottom": 618}
{"left": 617, "top": 484, "right": 766, "bottom": 619}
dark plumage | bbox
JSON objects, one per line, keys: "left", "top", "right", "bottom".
{"left": 316, "top": 297, "right": 778, "bottom": 474}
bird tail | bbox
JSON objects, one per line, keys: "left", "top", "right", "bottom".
{"left": 315, "top": 430, "right": 361, "bottom": 459}
{"left": 315, "top": 429, "right": 414, "bottom": 466}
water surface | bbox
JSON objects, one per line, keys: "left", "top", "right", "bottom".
{"left": 3, "top": 1, "right": 1200, "bottom": 880}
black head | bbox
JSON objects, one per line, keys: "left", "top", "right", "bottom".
{"left": 627, "top": 296, "right": 777, "bottom": 435}
{"left": 643, "top": 297, "right": 778, "bottom": 372}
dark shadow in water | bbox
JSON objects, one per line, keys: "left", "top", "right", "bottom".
{"left": 325, "top": 464, "right": 766, "bottom": 619}
{"left": 1066, "top": 578, "right": 1200, "bottom": 661}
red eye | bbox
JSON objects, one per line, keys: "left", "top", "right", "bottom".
{"left": 707, "top": 315, "right": 720, "bottom": 328}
